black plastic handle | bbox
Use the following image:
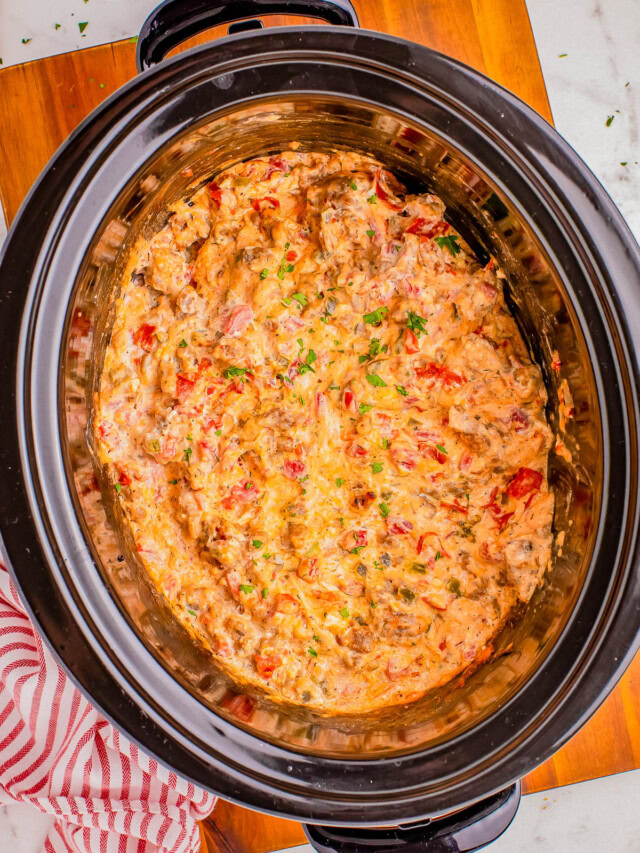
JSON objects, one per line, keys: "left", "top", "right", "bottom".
{"left": 136, "top": 0, "right": 360, "bottom": 71}
{"left": 303, "top": 782, "right": 521, "bottom": 852}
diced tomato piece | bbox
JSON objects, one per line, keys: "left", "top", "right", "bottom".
{"left": 222, "top": 692, "right": 256, "bottom": 722}
{"left": 343, "top": 389, "right": 355, "bottom": 411}
{"left": 346, "top": 442, "right": 367, "bottom": 458}
{"left": 459, "top": 452, "right": 473, "bottom": 472}
{"left": 440, "top": 500, "right": 468, "bottom": 515}
{"left": 439, "top": 639, "right": 447, "bottom": 651}
{"left": 132, "top": 323, "right": 156, "bottom": 351}
{"left": 251, "top": 196, "right": 280, "bottom": 211}
{"left": 404, "top": 329, "right": 420, "bottom": 354}
{"left": 266, "top": 156, "right": 287, "bottom": 178}
{"left": 341, "top": 529, "right": 367, "bottom": 551}
{"left": 286, "top": 250, "right": 297, "bottom": 262}
{"left": 197, "top": 357, "right": 212, "bottom": 376}
{"left": 209, "top": 182, "right": 222, "bottom": 206}
{"left": 386, "top": 657, "right": 410, "bottom": 681}
{"left": 176, "top": 373, "right": 195, "bottom": 398}
{"left": 551, "top": 355, "right": 562, "bottom": 372}
{"left": 387, "top": 518, "right": 414, "bottom": 535}
{"left": 255, "top": 654, "right": 281, "bottom": 680}
{"left": 221, "top": 304, "right": 253, "bottom": 336}
{"left": 375, "top": 180, "right": 403, "bottom": 211}
{"left": 415, "top": 362, "right": 466, "bottom": 387}
{"left": 118, "top": 471, "right": 131, "bottom": 487}
{"left": 416, "top": 535, "right": 425, "bottom": 555}
{"left": 297, "top": 557, "right": 318, "bottom": 581}
{"left": 276, "top": 593, "right": 300, "bottom": 614}
{"left": 406, "top": 218, "right": 448, "bottom": 238}
{"left": 505, "top": 467, "right": 543, "bottom": 499}
{"left": 283, "top": 458, "right": 305, "bottom": 479}
{"left": 227, "top": 481, "right": 258, "bottom": 505}
{"left": 424, "top": 445, "right": 447, "bottom": 465}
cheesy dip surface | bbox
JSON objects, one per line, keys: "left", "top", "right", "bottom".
{"left": 95, "top": 150, "right": 554, "bottom": 714}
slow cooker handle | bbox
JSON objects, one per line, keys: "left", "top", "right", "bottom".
{"left": 302, "top": 781, "right": 521, "bottom": 852}
{"left": 136, "top": 0, "right": 360, "bottom": 71}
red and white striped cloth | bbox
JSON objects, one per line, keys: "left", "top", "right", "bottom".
{"left": 0, "top": 563, "right": 216, "bottom": 852}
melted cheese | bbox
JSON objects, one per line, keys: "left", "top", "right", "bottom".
{"left": 95, "top": 151, "right": 554, "bottom": 713}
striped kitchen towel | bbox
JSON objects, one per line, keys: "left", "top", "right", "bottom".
{"left": 0, "top": 563, "right": 216, "bottom": 852}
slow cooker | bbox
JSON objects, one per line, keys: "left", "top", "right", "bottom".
{"left": 1, "top": 0, "right": 639, "bottom": 849}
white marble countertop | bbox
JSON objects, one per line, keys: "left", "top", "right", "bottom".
{"left": 1, "top": 1, "right": 639, "bottom": 850}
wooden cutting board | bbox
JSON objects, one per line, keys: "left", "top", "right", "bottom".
{"left": 1, "top": 2, "right": 638, "bottom": 850}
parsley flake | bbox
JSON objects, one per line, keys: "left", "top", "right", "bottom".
{"left": 298, "top": 349, "right": 317, "bottom": 375}
{"left": 252, "top": 540, "right": 262, "bottom": 548}
{"left": 358, "top": 402, "right": 373, "bottom": 415}
{"left": 215, "top": 429, "right": 222, "bottom": 436}
{"left": 340, "top": 607, "right": 349, "bottom": 618}
{"left": 183, "top": 447, "right": 192, "bottom": 462}
{"left": 262, "top": 587, "right": 268, "bottom": 598}
{"left": 239, "top": 584, "right": 255, "bottom": 594}
{"left": 396, "top": 385, "right": 408, "bottom": 396}
{"left": 350, "top": 181, "right": 357, "bottom": 190}
{"left": 115, "top": 483, "right": 122, "bottom": 494}
{"left": 168, "top": 479, "right": 178, "bottom": 485}
{"left": 367, "top": 194, "right": 377, "bottom": 204}
{"left": 308, "top": 648, "right": 318, "bottom": 657}
{"left": 407, "top": 311, "right": 428, "bottom": 337}
{"left": 435, "top": 444, "right": 448, "bottom": 455}
{"left": 224, "top": 365, "right": 249, "bottom": 378}
{"left": 178, "top": 338, "right": 187, "bottom": 348}
{"left": 363, "top": 306, "right": 389, "bottom": 326}
{"left": 260, "top": 268, "right": 269, "bottom": 279}
{"left": 434, "top": 235, "right": 462, "bottom": 256}
{"left": 335, "top": 478, "right": 344, "bottom": 487}
{"left": 371, "top": 461, "right": 383, "bottom": 474}
{"left": 366, "top": 229, "right": 375, "bottom": 238}
{"left": 366, "top": 373, "right": 387, "bottom": 387}
{"left": 292, "top": 292, "right": 308, "bottom": 308}
{"left": 379, "top": 502, "right": 390, "bottom": 518}
{"left": 606, "top": 115, "right": 615, "bottom": 126}
{"left": 78, "top": 22, "right": 88, "bottom": 33}
{"left": 382, "top": 438, "right": 389, "bottom": 450}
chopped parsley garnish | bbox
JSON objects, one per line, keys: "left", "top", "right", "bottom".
{"left": 291, "top": 292, "right": 308, "bottom": 308}
{"left": 435, "top": 444, "right": 448, "bottom": 455}
{"left": 329, "top": 384, "right": 340, "bottom": 390}
{"left": 260, "top": 268, "right": 269, "bottom": 279}
{"left": 262, "top": 587, "right": 269, "bottom": 598}
{"left": 366, "top": 373, "right": 387, "bottom": 387}
{"left": 382, "top": 438, "right": 389, "bottom": 450}
{"left": 313, "top": 634, "right": 320, "bottom": 642}
{"left": 188, "top": 609, "right": 196, "bottom": 616}
{"left": 396, "top": 385, "right": 408, "bottom": 396}
{"left": 434, "top": 234, "right": 462, "bottom": 256}
{"left": 252, "top": 540, "right": 263, "bottom": 548}
{"left": 335, "top": 477, "right": 344, "bottom": 487}
{"left": 358, "top": 402, "right": 373, "bottom": 415}
{"left": 379, "top": 502, "right": 391, "bottom": 518}
{"left": 78, "top": 22, "right": 88, "bottom": 33}
{"left": 183, "top": 447, "right": 192, "bottom": 462}
{"left": 351, "top": 546, "right": 365, "bottom": 555}
{"left": 298, "top": 349, "right": 317, "bottom": 375}
{"left": 340, "top": 607, "right": 349, "bottom": 618}
{"left": 178, "top": 338, "right": 187, "bottom": 348}
{"left": 366, "top": 229, "right": 375, "bottom": 238}
{"left": 115, "top": 483, "right": 122, "bottom": 494}
{"left": 239, "top": 584, "right": 255, "bottom": 594}
{"left": 186, "top": 434, "right": 193, "bottom": 441}
{"left": 407, "top": 311, "right": 428, "bottom": 337}
{"left": 245, "top": 482, "right": 253, "bottom": 490}
{"left": 606, "top": 115, "right": 615, "bottom": 127}
{"left": 435, "top": 550, "right": 442, "bottom": 561}
{"left": 215, "top": 429, "right": 222, "bottom": 436}
{"left": 308, "top": 648, "right": 318, "bottom": 657}
{"left": 371, "top": 461, "right": 383, "bottom": 474}
{"left": 168, "top": 479, "right": 178, "bottom": 485}
{"left": 21, "top": 38, "right": 32, "bottom": 44}
{"left": 367, "top": 194, "right": 377, "bottom": 204}
{"left": 350, "top": 181, "right": 357, "bottom": 190}
{"left": 224, "top": 365, "right": 249, "bottom": 378}
{"left": 54, "top": 23, "right": 61, "bottom": 30}
{"left": 363, "top": 306, "right": 389, "bottom": 326}
{"left": 369, "top": 338, "right": 381, "bottom": 357}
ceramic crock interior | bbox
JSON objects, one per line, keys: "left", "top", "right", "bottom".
{"left": 62, "top": 95, "right": 599, "bottom": 757}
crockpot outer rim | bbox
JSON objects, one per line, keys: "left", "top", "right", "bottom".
{"left": 1, "top": 27, "right": 640, "bottom": 824}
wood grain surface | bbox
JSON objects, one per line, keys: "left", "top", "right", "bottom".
{"left": 0, "top": 2, "right": 637, "bottom": 851}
